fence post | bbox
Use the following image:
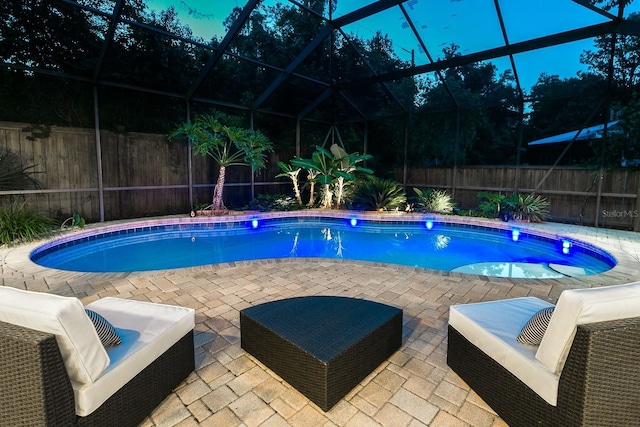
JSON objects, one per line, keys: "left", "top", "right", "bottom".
{"left": 452, "top": 110, "right": 460, "bottom": 200}
{"left": 635, "top": 188, "right": 640, "bottom": 232}
{"left": 93, "top": 86, "right": 105, "bottom": 222}
{"left": 594, "top": 168, "right": 605, "bottom": 228}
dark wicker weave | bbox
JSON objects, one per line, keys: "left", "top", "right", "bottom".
{"left": 0, "top": 321, "right": 195, "bottom": 427}
{"left": 447, "top": 317, "right": 640, "bottom": 427}
{"left": 241, "top": 296, "right": 403, "bottom": 411}
{"left": 0, "top": 321, "right": 77, "bottom": 427}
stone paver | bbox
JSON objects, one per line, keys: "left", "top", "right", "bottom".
{"left": 2, "top": 214, "right": 640, "bottom": 426}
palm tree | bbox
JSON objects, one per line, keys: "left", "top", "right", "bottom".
{"left": 329, "top": 144, "right": 373, "bottom": 208}
{"left": 171, "top": 113, "right": 273, "bottom": 211}
{"left": 291, "top": 145, "right": 373, "bottom": 209}
{"left": 303, "top": 168, "right": 320, "bottom": 207}
{"left": 276, "top": 161, "right": 303, "bottom": 205}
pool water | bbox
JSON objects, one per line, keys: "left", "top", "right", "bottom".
{"left": 31, "top": 218, "right": 615, "bottom": 277}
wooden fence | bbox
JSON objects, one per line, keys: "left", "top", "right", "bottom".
{"left": 2, "top": 122, "right": 639, "bottom": 230}
{"left": 0, "top": 121, "right": 289, "bottom": 221}
{"left": 403, "top": 166, "right": 640, "bottom": 230}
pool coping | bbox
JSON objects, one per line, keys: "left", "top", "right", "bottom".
{"left": 3, "top": 210, "right": 640, "bottom": 292}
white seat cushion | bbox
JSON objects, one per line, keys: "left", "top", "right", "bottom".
{"left": 75, "top": 297, "right": 195, "bottom": 417}
{"left": 0, "top": 287, "right": 109, "bottom": 386}
{"left": 536, "top": 281, "right": 640, "bottom": 374}
{"left": 449, "top": 297, "right": 560, "bottom": 405}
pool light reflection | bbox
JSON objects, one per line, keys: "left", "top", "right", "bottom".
{"left": 562, "top": 239, "right": 572, "bottom": 254}
{"left": 511, "top": 229, "right": 521, "bottom": 242}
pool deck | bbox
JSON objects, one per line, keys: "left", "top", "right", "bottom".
{"left": 2, "top": 212, "right": 640, "bottom": 427}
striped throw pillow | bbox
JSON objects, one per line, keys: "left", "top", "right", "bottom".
{"left": 85, "top": 309, "right": 122, "bottom": 347}
{"left": 517, "top": 307, "right": 554, "bottom": 346}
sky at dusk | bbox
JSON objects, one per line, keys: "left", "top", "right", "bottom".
{"left": 146, "top": 0, "right": 640, "bottom": 92}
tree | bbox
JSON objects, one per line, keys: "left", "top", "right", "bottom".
{"left": 329, "top": 144, "right": 373, "bottom": 208}
{"left": 606, "top": 92, "right": 640, "bottom": 166}
{"left": 276, "top": 161, "right": 303, "bottom": 205}
{"left": 291, "top": 145, "right": 373, "bottom": 209}
{"left": 524, "top": 11, "right": 640, "bottom": 165}
{"left": 411, "top": 45, "right": 519, "bottom": 166}
{"left": 171, "top": 113, "right": 273, "bottom": 211}
{"left": 291, "top": 147, "right": 336, "bottom": 209}
{"left": 526, "top": 73, "right": 608, "bottom": 139}
{"left": 580, "top": 12, "right": 640, "bottom": 91}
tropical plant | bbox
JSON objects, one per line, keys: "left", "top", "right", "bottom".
{"left": 291, "top": 147, "right": 335, "bottom": 208}
{"left": 291, "top": 144, "right": 373, "bottom": 209}
{"left": 276, "top": 161, "right": 303, "bottom": 205}
{"left": 477, "top": 191, "right": 507, "bottom": 219}
{"left": 0, "top": 202, "right": 54, "bottom": 245}
{"left": 245, "top": 193, "right": 304, "bottom": 212}
{"left": 0, "top": 148, "right": 40, "bottom": 191}
{"left": 478, "top": 191, "right": 550, "bottom": 222}
{"left": 354, "top": 177, "right": 406, "bottom": 211}
{"left": 413, "top": 188, "right": 455, "bottom": 214}
{"left": 170, "top": 112, "right": 273, "bottom": 211}
{"left": 507, "top": 193, "right": 550, "bottom": 223}
{"left": 304, "top": 168, "right": 320, "bottom": 207}
{"left": 455, "top": 208, "right": 485, "bottom": 218}
{"left": 329, "top": 144, "right": 374, "bottom": 208}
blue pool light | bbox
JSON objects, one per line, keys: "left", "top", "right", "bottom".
{"left": 425, "top": 220, "right": 434, "bottom": 230}
{"left": 562, "top": 239, "right": 572, "bottom": 254}
{"left": 511, "top": 228, "right": 521, "bottom": 242}
{"left": 251, "top": 218, "right": 259, "bottom": 229}
{"left": 350, "top": 217, "right": 358, "bottom": 227}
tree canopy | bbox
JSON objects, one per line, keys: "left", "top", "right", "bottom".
{"left": 1, "top": 0, "right": 638, "bottom": 169}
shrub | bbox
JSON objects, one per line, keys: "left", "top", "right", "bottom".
{"left": 509, "top": 193, "right": 550, "bottom": 223}
{"left": 246, "top": 193, "right": 305, "bottom": 212}
{"left": 455, "top": 208, "right": 485, "bottom": 217}
{"left": 353, "top": 177, "right": 407, "bottom": 211}
{"left": 477, "top": 191, "right": 505, "bottom": 218}
{"left": 0, "top": 202, "right": 54, "bottom": 245}
{"left": 477, "top": 191, "right": 550, "bottom": 222}
{"left": 413, "top": 188, "right": 455, "bottom": 214}
{"left": 0, "top": 148, "right": 40, "bottom": 191}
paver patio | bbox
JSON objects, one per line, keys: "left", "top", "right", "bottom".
{"left": 2, "top": 218, "right": 639, "bottom": 426}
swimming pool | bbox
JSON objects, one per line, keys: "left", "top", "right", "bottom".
{"left": 31, "top": 216, "right": 616, "bottom": 278}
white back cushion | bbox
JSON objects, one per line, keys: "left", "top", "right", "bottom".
{"left": 536, "top": 281, "right": 640, "bottom": 374}
{"left": 75, "top": 297, "right": 195, "bottom": 416}
{"left": 449, "top": 297, "right": 560, "bottom": 405}
{"left": 0, "top": 287, "right": 109, "bottom": 386}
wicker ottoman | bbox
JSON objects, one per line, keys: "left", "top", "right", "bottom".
{"left": 240, "top": 296, "right": 403, "bottom": 411}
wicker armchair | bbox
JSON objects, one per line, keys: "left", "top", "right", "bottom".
{"left": 448, "top": 317, "right": 640, "bottom": 426}
{"left": 447, "top": 282, "right": 640, "bottom": 427}
{"left": 0, "top": 321, "right": 194, "bottom": 427}
{"left": 0, "top": 288, "right": 195, "bottom": 427}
